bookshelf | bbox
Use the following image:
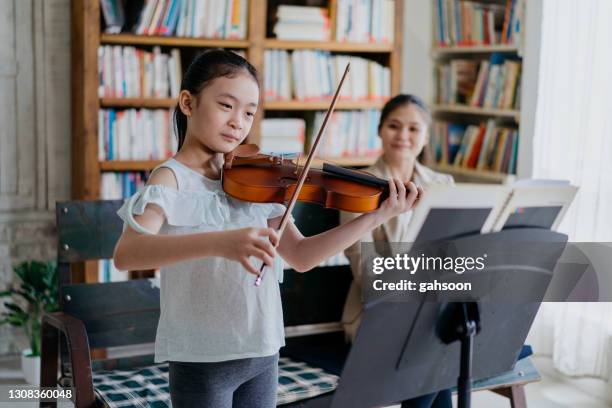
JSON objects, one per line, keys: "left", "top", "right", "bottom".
{"left": 433, "top": 44, "right": 518, "bottom": 54}
{"left": 429, "top": 0, "right": 524, "bottom": 184}
{"left": 72, "top": 0, "right": 403, "bottom": 282}
{"left": 432, "top": 104, "right": 520, "bottom": 122}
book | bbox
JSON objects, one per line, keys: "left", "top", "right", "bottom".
{"left": 336, "top": 0, "right": 394, "bottom": 43}
{"left": 264, "top": 50, "right": 389, "bottom": 102}
{"left": 432, "top": 121, "right": 518, "bottom": 174}
{"left": 98, "top": 46, "right": 181, "bottom": 98}
{"left": 435, "top": 0, "right": 508, "bottom": 46}
{"left": 134, "top": 0, "right": 248, "bottom": 39}
{"left": 260, "top": 118, "right": 306, "bottom": 154}
{"left": 101, "top": 0, "right": 126, "bottom": 34}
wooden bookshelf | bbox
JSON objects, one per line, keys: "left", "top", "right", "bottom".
{"left": 430, "top": 0, "right": 523, "bottom": 183}
{"left": 317, "top": 156, "right": 378, "bottom": 167}
{"left": 265, "top": 100, "right": 385, "bottom": 111}
{"left": 99, "top": 161, "right": 164, "bottom": 172}
{"left": 100, "top": 98, "right": 177, "bottom": 109}
{"left": 100, "top": 155, "right": 377, "bottom": 172}
{"left": 72, "top": 0, "right": 403, "bottom": 281}
{"left": 100, "top": 33, "right": 250, "bottom": 48}
{"left": 264, "top": 39, "right": 394, "bottom": 53}
{"left": 433, "top": 44, "right": 519, "bottom": 54}
{"left": 433, "top": 104, "right": 520, "bottom": 122}
{"left": 429, "top": 164, "right": 515, "bottom": 184}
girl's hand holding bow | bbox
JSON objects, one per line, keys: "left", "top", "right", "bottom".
{"left": 217, "top": 227, "right": 280, "bottom": 276}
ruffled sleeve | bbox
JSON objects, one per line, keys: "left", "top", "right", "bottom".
{"left": 116, "top": 184, "right": 228, "bottom": 234}
{"left": 265, "top": 203, "right": 287, "bottom": 219}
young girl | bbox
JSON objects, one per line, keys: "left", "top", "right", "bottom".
{"left": 113, "top": 49, "right": 421, "bottom": 408}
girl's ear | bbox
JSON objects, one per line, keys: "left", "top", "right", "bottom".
{"left": 178, "top": 90, "right": 193, "bottom": 117}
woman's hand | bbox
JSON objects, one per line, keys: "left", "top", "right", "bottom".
{"left": 217, "top": 227, "right": 280, "bottom": 275}
{"left": 374, "top": 178, "right": 423, "bottom": 224}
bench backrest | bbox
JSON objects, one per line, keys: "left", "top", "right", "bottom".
{"left": 55, "top": 200, "right": 352, "bottom": 351}
{"left": 56, "top": 200, "right": 161, "bottom": 350}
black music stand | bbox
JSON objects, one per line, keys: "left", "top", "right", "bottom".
{"left": 330, "top": 228, "right": 568, "bottom": 408}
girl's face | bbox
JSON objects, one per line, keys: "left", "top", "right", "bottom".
{"left": 379, "top": 104, "right": 429, "bottom": 164}
{"left": 185, "top": 72, "right": 259, "bottom": 154}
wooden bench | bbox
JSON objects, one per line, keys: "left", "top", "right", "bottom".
{"left": 40, "top": 200, "right": 536, "bottom": 407}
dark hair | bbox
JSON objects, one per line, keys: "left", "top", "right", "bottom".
{"left": 174, "top": 49, "right": 259, "bottom": 150}
{"left": 378, "top": 94, "right": 431, "bottom": 133}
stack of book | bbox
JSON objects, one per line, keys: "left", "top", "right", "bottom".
{"left": 311, "top": 110, "right": 382, "bottom": 158}
{"left": 100, "top": 170, "right": 149, "bottom": 281}
{"left": 469, "top": 56, "right": 521, "bottom": 109}
{"left": 98, "top": 46, "right": 182, "bottom": 99}
{"left": 273, "top": 5, "right": 330, "bottom": 41}
{"left": 100, "top": 0, "right": 125, "bottom": 34}
{"left": 101, "top": 172, "right": 149, "bottom": 199}
{"left": 436, "top": 55, "right": 521, "bottom": 109}
{"left": 434, "top": 0, "right": 524, "bottom": 46}
{"left": 264, "top": 50, "right": 390, "bottom": 102}
{"left": 335, "top": 0, "right": 395, "bottom": 43}
{"left": 430, "top": 120, "right": 519, "bottom": 174}
{"left": 98, "top": 108, "right": 177, "bottom": 161}
{"left": 260, "top": 118, "right": 306, "bottom": 154}
{"left": 98, "top": 260, "right": 129, "bottom": 282}
{"left": 436, "top": 59, "right": 479, "bottom": 105}
{"left": 132, "top": 0, "right": 248, "bottom": 39}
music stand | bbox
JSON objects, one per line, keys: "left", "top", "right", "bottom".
{"left": 330, "top": 228, "right": 568, "bottom": 408}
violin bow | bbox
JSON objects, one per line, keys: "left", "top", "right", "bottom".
{"left": 255, "top": 62, "right": 351, "bottom": 286}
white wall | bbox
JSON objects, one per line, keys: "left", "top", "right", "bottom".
{"left": 516, "top": 0, "right": 543, "bottom": 179}
{"left": 401, "top": 0, "right": 434, "bottom": 102}
{"left": 0, "top": 0, "right": 71, "bottom": 356}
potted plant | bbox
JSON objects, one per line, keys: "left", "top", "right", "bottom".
{"left": 0, "top": 261, "right": 58, "bottom": 385}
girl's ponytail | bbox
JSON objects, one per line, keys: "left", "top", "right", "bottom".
{"left": 174, "top": 49, "right": 259, "bottom": 151}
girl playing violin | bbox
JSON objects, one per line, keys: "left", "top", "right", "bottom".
{"left": 113, "top": 49, "right": 422, "bottom": 408}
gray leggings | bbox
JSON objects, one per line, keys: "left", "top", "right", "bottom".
{"left": 169, "top": 353, "right": 279, "bottom": 408}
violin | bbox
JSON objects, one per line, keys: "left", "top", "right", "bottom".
{"left": 222, "top": 62, "right": 390, "bottom": 214}
{"left": 222, "top": 152, "right": 390, "bottom": 213}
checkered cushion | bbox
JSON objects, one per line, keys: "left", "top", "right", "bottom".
{"left": 93, "top": 357, "right": 338, "bottom": 407}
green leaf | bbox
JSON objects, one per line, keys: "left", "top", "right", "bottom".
{"left": 7, "top": 315, "right": 26, "bottom": 326}
{"left": 5, "top": 261, "right": 59, "bottom": 347}
{"left": 3, "top": 302, "right": 25, "bottom": 314}
{"left": 0, "top": 289, "right": 14, "bottom": 297}
{"left": 15, "top": 289, "right": 35, "bottom": 303}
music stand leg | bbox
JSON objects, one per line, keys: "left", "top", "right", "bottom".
{"left": 458, "top": 322, "right": 475, "bottom": 408}
{"left": 436, "top": 302, "right": 481, "bottom": 408}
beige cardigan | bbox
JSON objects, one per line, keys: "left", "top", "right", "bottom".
{"left": 339, "top": 158, "right": 454, "bottom": 342}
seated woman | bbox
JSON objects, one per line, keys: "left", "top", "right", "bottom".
{"left": 340, "top": 94, "right": 454, "bottom": 408}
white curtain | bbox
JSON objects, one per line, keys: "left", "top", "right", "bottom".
{"left": 527, "top": 0, "right": 612, "bottom": 381}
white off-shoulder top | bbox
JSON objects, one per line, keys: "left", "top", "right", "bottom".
{"left": 116, "top": 158, "right": 287, "bottom": 363}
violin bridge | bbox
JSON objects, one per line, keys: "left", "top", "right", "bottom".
{"left": 294, "top": 153, "right": 301, "bottom": 175}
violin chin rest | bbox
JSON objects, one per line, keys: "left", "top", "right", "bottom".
{"left": 223, "top": 144, "right": 260, "bottom": 169}
{"left": 234, "top": 144, "right": 260, "bottom": 157}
